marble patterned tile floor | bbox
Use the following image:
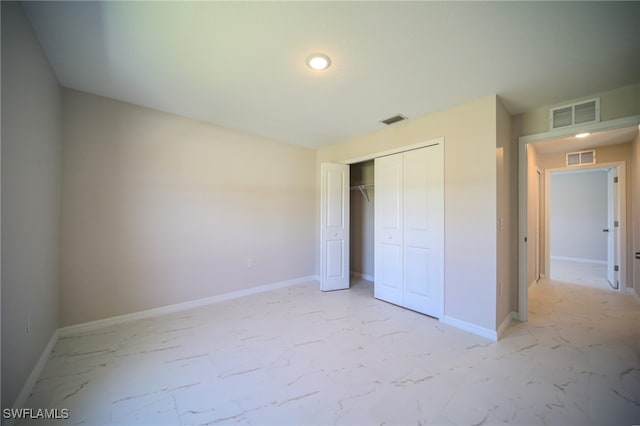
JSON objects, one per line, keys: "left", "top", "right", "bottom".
{"left": 550, "top": 259, "right": 613, "bottom": 291}
{"left": 21, "top": 278, "right": 640, "bottom": 425}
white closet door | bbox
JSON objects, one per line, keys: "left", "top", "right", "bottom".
{"left": 320, "top": 163, "right": 350, "bottom": 291}
{"left": 374, "top": 154, "right": 403, "bottom": 305}
{"left": 403, "top": 145, "right": 444, "bottom": 317}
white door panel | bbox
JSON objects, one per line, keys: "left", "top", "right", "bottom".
{"left": 320, "top": 163, "right": 350, "bottom": 291}
{"left": 374, "top": 144, "right": 444, "bottom": 318}
{"left": 403, "top": 146, "right": 443, "bottom": 317}
{"left": 326, "top": 240, "right": 344, "bottom": 278}
{"left": 379, "top": 158, "right": 402, "bottom": 232}
{"left": 405, "top": 247, "right": 430, "bottom": 296}
{"left": 375, "top": 154, "right": 403, "bottom": 304}
{"left": 376, "top": 243, "right": 403, "bottom": 305}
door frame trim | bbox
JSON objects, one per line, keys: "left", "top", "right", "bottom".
{"left": 535, "top": 168, "right": 543, "bottom": 282}
{"left": 342, "top": 137, "right": 444, "bottom": 165}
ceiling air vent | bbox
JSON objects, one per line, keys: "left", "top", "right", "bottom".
{"left": 381, "top": 114, "right": 407, "bottom": 125}
{"left": 550, "top": 98, "right": 600, "bottom": 130}
{"left": 566, "top": 149, "right": 596, "bottom": 166}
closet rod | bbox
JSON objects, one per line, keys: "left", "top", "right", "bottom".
{"left": 349, "top": 184, "right": 374, "bottom": 203}
{"left": 349, "top": 184, "right": 374, "bottom": 190}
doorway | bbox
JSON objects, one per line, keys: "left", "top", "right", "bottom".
{"left": 546, "top": 166, "right": 621, "bottom": 291}
{"left": 349, "top": 160, "right": 375, "bottom": 284}
{"left": 518, "top": 121, "right": 639, "bottom": 321}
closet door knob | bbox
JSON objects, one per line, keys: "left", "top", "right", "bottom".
{"left": 333, "top": 232, "right": 338, "bottom": 237}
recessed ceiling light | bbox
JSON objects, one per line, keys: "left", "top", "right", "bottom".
{"left": 575, "top": 132, "right": 591, "bottom": 138}
{"left": 306, "top": 53, "right": 331, "bottom": 71}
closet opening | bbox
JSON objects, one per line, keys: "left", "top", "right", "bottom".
{"left": 349, "top": 160, "right": 375, "bottom": 290}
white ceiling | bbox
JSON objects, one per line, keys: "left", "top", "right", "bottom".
{"left": 22, "top": 1, "right": 640, "bottom": 149}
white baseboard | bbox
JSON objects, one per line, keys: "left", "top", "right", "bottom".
{"left": 625, "top": 286, "right": 640, "bottom": 298}
{"left": 9, "top": 276, "right": 315, "bottom": 417}
{"left": 350, "top": 271, "right": 374, "bottom": 282}
{"left": 440, "top": 315, "right": 497, "bottom": 341}
{"left": 10, "top": 329, "right": 60, "bottom": 420}
{"left": 550, "top": 256, "right": 606, "bottom": 265}
{"left": 59, "top": 276, "right": 315, "bottom": 336}
{"left": 496, "top": 311, "right": 518, "bottom": 339}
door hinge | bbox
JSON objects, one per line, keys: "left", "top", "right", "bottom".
{"left": 614, "top": 265, "right": 619, "bottom": 272}
{"left": 613, "top": 176, "right": 618, "bottom": 183}
{"left": 614, "top": 221, "right": 619, "bottom": 227}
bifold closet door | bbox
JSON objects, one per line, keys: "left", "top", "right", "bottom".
{"left": 374, "top": 144, "right": 444, "bottom": 318}
{"left": 402, "top": 145, "right": 444, "bottom": 317}
{"left": 320, "top": 163, "right": 350, "bottom": 291}
{"left": 374, "top": 153, "right": 403, "bottom": 305}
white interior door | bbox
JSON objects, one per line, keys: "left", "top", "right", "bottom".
{"left": 374, "top": 154, "right": 403, "bottom": 305}
{"left": 403, "top": 145, "right": 444, "bottom": 317}
{"left": 320, "top": 163, "right": 350, "bottom": 291}
{"left": 606, "top": 168, "right": 617, "bottom": 287}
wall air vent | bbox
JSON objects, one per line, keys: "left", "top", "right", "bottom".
{"left": 566, "top": 149, "right": 596, "bottom": 166}
{"left": 381, "top": 114, "right": 407, "bottom": 125}
{"left": 550, "top": 98, "right": 600, "bottom": 130}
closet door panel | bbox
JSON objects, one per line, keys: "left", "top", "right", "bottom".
{"left": 404, "top": 149, "right": 430, "bottom": 248}
{"left": 378, "top": 244, "right": 403, "bottom": 302}
{"left": 405, "top": 246, "right": 430, "bottom": 295}
{"left": 374, "top": 154, "right": 403, "bottom": 306}
{"left": 403, "top": 146, "right": 444, "bottom": 318}
{"left": 320, "top": 163, "right": 350, "bottom": 291}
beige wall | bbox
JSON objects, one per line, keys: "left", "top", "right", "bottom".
{"left": 319, "top": 95, "right": 498, "bottom": 331}
{"left": 496, "top": 98, "right": 515, "bottom": 327}
{"left": 60, "top": 90, "right": 317, "bottom": 326}
{"left": 1, "top": 3, "right": 62, "bottom": 409}
{"left": 537, "top": 142, "right": 635, "bottom": 289}
{"left": 517, "top": 83, "right": 640, "bottom": 136}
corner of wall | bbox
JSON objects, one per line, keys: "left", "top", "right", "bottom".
{"left": 495, "top": 95, "right": 515, "bottom": 327}
{"left": 1, "top": 2, "right": 62, "bottom": 410}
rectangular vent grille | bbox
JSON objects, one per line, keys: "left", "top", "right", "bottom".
{"left": 550, "top": 98, "right": 599, "bottom": 130}
{"left": 566, "top": 150, "right": 596, "bottom": 166}
{"left": 381, "top": 114, "right": 407, "bottom": 125}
